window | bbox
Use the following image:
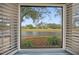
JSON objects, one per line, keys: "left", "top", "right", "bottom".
{"left": 20, "top": 5, "right": 63, "bottom": 49}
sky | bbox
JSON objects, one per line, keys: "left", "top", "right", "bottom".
{"left": 21, "top": 7, "right": 62, "bottom": 27}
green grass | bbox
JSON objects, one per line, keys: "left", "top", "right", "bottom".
{"left": 21, "top": 35, "right": 61, "bottom": 48}
{"left": 21, "top": 28, "right": 61, "bottom": 32}
{"left": 47, "top": 36, "right": 60, "bottom": 46}
{"left": 21, "top": 28, "right": 61, "bottom": 48}
{"left": 21, "top": 40, "right": 33, "bottom": 48}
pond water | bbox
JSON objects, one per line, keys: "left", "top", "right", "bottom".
{"left": 22, "top": 32, "right": 61, "bottom": 37}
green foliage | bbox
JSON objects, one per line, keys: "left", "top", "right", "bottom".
{"left": 21, "top": 7, "right": 61, "bottom": 22}
{"left": 52, "top": 36, "right": 60, "bottom": 45}
{"left": 23, "top": 40, "right": 33, "bottom": 48}
{"left": 26, "top": 24, "right": 34, "bottom": 29}
{"left": 47, "top": 23, "right": 61, "bottom": 29}
{"left": 23, "top": 23, "right": 61, "bottom": 29}
{"left": 48, "top": 36, "right": 53, "bottom": 46}
{"left": 21, "top": 7, "right": 46, "bottom": 22}
{"left": 47, "top": 36, "right": 60, "bottom": 46}
{"left": 21, "top": 7, "right": 62, "bottom": 29}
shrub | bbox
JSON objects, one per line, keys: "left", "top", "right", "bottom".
{"left": 48, "top": 36, "right": 60, "bottom": 46}
{"left": 52, "top": 36, "right": 60, "bottom": 45}
{"left": 23, "top": 40, "right": 33, "bottom": 48}
{"left": 48, "top": 36, "right": 53, "bottom": 46}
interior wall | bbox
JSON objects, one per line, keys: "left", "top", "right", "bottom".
{"left": 0, "top": 3, "right": 79, "bottom": 55}
{"left": 0, "top": 3, "right": 18, "bottom": 55}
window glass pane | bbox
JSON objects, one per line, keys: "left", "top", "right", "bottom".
{"left": 21, "top": 6, "right": 63, "bottom": 48}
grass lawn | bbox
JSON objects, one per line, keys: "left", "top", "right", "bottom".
{"left": 21, "top": 28, "right": 62, "bottom": 48}
{"left": 21, "top": 36, "right": 62, "bottom": 49}
{"left": 22, "top": 29, "right": 61, "bottom": 32}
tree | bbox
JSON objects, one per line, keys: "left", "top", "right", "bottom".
{"left": 21, "top": 7, "right": 49, "bottom": 22}
{"left": 47, "top": 23, "right": 61, "bottom": 29}
{"left": 21, "top": 7, "right": 62, "bottom": 27}
{"left": 26, "top": 24, "right": 34, "bottom": 29}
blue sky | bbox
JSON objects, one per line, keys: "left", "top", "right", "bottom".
{"left": 21, "top": 7, "right": 62, "bottom": 26}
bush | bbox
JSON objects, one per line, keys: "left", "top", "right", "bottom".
{"left": 52, "top": 36, "right": 60, "bottom": 45}
{"left": 23, "top": 40, "right": 33, "bottom": 48}
{"left": 48, "top": 36, "right": 53, "bottom": 46}
{"left": 48, "top": 36, "right": 60, "bottom": 46}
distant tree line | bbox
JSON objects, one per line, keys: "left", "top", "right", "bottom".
{"left": 23, "top": 23, "right": 61, "bottom": 29}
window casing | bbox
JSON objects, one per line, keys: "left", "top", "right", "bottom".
{"left": 19, "top": 4, "right": 66, "bottom": 49}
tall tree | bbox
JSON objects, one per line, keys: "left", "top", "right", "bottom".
{"left": 21, "top": 7, "right": 62, "bottom": 26}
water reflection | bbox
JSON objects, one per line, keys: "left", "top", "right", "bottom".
{"left": 22, "top": 31, "right": 61, "bottom": 37}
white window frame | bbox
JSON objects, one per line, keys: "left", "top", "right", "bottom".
{"left": 18, "top": 3, "right": 66, "bottom": 50}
